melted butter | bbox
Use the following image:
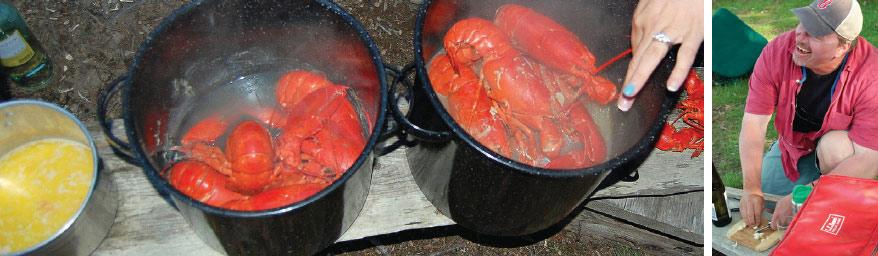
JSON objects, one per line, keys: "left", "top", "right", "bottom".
{"left": 0, "top": 138, "right": 93, "bottom": 253}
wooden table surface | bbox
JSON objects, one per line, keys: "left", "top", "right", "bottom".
{"left": 89, "top": 119, "right": 704, "bottom": 255}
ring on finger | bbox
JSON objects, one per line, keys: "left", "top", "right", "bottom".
{"left": 652, "top": 32, "right": 673, "bottom": 45}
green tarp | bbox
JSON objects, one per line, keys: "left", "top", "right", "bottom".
{"left": 713, "top": 8, "right": 768, "bottom": 79}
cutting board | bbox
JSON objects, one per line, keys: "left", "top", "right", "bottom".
{"left": 725, "top": 218, "right": 784, "bottom": 252}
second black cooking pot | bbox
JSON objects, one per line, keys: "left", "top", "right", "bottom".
{"left": 397, "top": 0, "right": 682, "bottom": 236}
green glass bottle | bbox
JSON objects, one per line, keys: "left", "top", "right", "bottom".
{"left": 712, "top": 163, "right": 732, "bottom": 227}
{"left": 0, "top": 1, "right": 52, "bottom": 90}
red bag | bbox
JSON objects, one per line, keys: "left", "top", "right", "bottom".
{"left": 771, "top": 175, "right": 878, "bottom": 256}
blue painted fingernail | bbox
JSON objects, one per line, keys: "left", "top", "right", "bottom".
{"left": 623, "top": 83, "right": 636, "bottom": 97}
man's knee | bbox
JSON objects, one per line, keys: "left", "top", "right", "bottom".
{"left": 816, "top": 130, "right": 855, "bottom": 173}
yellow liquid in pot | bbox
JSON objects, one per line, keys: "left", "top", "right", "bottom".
{"left": 0, "top": 138, "right": 93, "bottom": 253}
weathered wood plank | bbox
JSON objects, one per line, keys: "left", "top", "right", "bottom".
{"left": 594, "top": 151, "right": 703, "bottom": 197}
{"left": 587, "top": 150, "right": 704, "bottom": 243}
{"left": 586, "top": 191, "right": 704, "bottom": 244}
{"left": 88, "top": 119, "right": 702, "bottom": 255}
{"left": 568, "top": 208, "right": 703, "bottom": 255}
{"left": 339, "top": 148, "right": 453, "bottom": 241}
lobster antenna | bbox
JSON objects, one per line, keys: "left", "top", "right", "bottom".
{"left": 594, "top": 48, "right": 632, "bottom": 74}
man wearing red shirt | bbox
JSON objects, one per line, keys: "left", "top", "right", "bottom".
{"left": 739, "top": 0, "right": 878, "bottom": 230}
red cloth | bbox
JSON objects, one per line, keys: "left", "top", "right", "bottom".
{"left": 745, "top": 31, "right": 878, "bottom": 181}
{"left": 771, "top": 175, "right": 878, "bottom": 255}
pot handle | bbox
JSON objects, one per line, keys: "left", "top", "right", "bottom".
{"left": 386, "top": 63, "right": 453, "bottom": 142}
{"left": 97, "top": 75, "right": 139, "bottom": 165}
{"left": 373, "top": 64, "right": 420, "bottom": 156}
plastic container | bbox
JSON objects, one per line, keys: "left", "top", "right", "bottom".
{"left": 791, "top": 184, "right": 813, "bottom": 214}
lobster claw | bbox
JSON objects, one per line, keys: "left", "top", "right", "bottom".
{"left": 171, "top": 142, "right": 232, "bottom": 175}
{"left": 180, "top": 114, "right": 229, "bottom": 146}
{"left": 167, "top": 160, "right": 244, "bottom": 207}
{"left": 582, "top": 75, "right": 618, "bottom": 105}
{"left": 495, "top": 4, "right": 597, "bottom": 78}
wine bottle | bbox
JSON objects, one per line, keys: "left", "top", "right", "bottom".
{"left": 712, "top": 163, "right": 732, "bottom": 227}
{"left": 0, "top": 1, "right": 53, "bottom": 90}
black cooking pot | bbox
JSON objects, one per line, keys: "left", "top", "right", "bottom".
{"left": 393, "top": 0, "right": 681, "bottom": 236}
{"left": 97, "top": 0, "right": 386, "bottom": 255}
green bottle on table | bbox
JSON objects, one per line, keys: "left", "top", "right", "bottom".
{"left": 712, "top": 164, "right": 732, "bottom": 227}
{"left": 0, "top": 1, "right": 52, "bottom": 91}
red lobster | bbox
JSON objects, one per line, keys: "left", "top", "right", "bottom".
{"left": 172, "top": 119, "right": 278, "bottom": 195}
{"left": 275, "top": 73, "right": 366, "bottom": 180}
{"left": 429, "top": 4, "right": 619, "bottom": 169}
{"left": 655, "top": 69, "right": 704, "bottom": 157}
{"left": 167, "top": 69, "right": 367, "bottom": 211}
{"left": 444, "top": 17, "right": 568, "bottom": 166}
{"left": 428, "top": 54, "right": 511, "bottom": 156}
{"left": 166, "top": 160, "right": 243, "bottom": 207}
{"left": 224, "top": 120, "right": 276, "bottom": 193}
{"left": 495, "top": 4, "right": 618, "bottom": 105}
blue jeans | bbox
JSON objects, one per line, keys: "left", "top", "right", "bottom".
{"left": 761, "top": 141, "right": 822, "bottom": 198}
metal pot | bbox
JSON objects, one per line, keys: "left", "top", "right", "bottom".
{"left": 394, "top": 0, "right": 680, "bottom": 236}
{"left": 97, "top": 1, "right": 387, "bottom": 255}
{"left": 0, "top": 100, "right": 118, "bottom": 256}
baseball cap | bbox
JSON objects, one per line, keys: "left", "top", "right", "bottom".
{"left": 792, "top": 0, "right": 863, "bottom": 41}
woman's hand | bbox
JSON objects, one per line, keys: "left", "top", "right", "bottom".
{"left": 618, "top": 0, "right": 704, "bottom": 111}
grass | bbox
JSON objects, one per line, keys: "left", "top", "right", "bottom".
{"left": 712, "top": 79, "right": 772, "bottom": 188}
{"left": 712, "top": 0, "right": 878, "bottom": 188}
{"left": 612, "top": 244, "right": 644, "bottom": 256}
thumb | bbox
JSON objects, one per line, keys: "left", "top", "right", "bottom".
{"left": 770, "top": 213, "right": 780, "bottom": 230}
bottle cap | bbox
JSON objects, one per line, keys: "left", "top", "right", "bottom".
{"left": 792, "top": 185, "right": 813, "bottom": 204}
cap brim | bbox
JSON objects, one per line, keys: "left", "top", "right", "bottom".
{"left": 792, "top": 6, "right": 836, "bottom": 37}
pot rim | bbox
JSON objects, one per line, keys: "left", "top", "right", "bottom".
{"left": 123, "top": 0, "right": 388, "bottom": 217}
{"left": 412, "top": 0, "right": 677, "bottom": 178}
{"left": 0, "top": 99, "right": 102, "bottom": 255}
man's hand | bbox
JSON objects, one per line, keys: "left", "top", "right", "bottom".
{"left": 771, "top": 194, "right": 795, "bottom": 230}
{"left": 740, "top": 192, "right": 765, "bottom": 227}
